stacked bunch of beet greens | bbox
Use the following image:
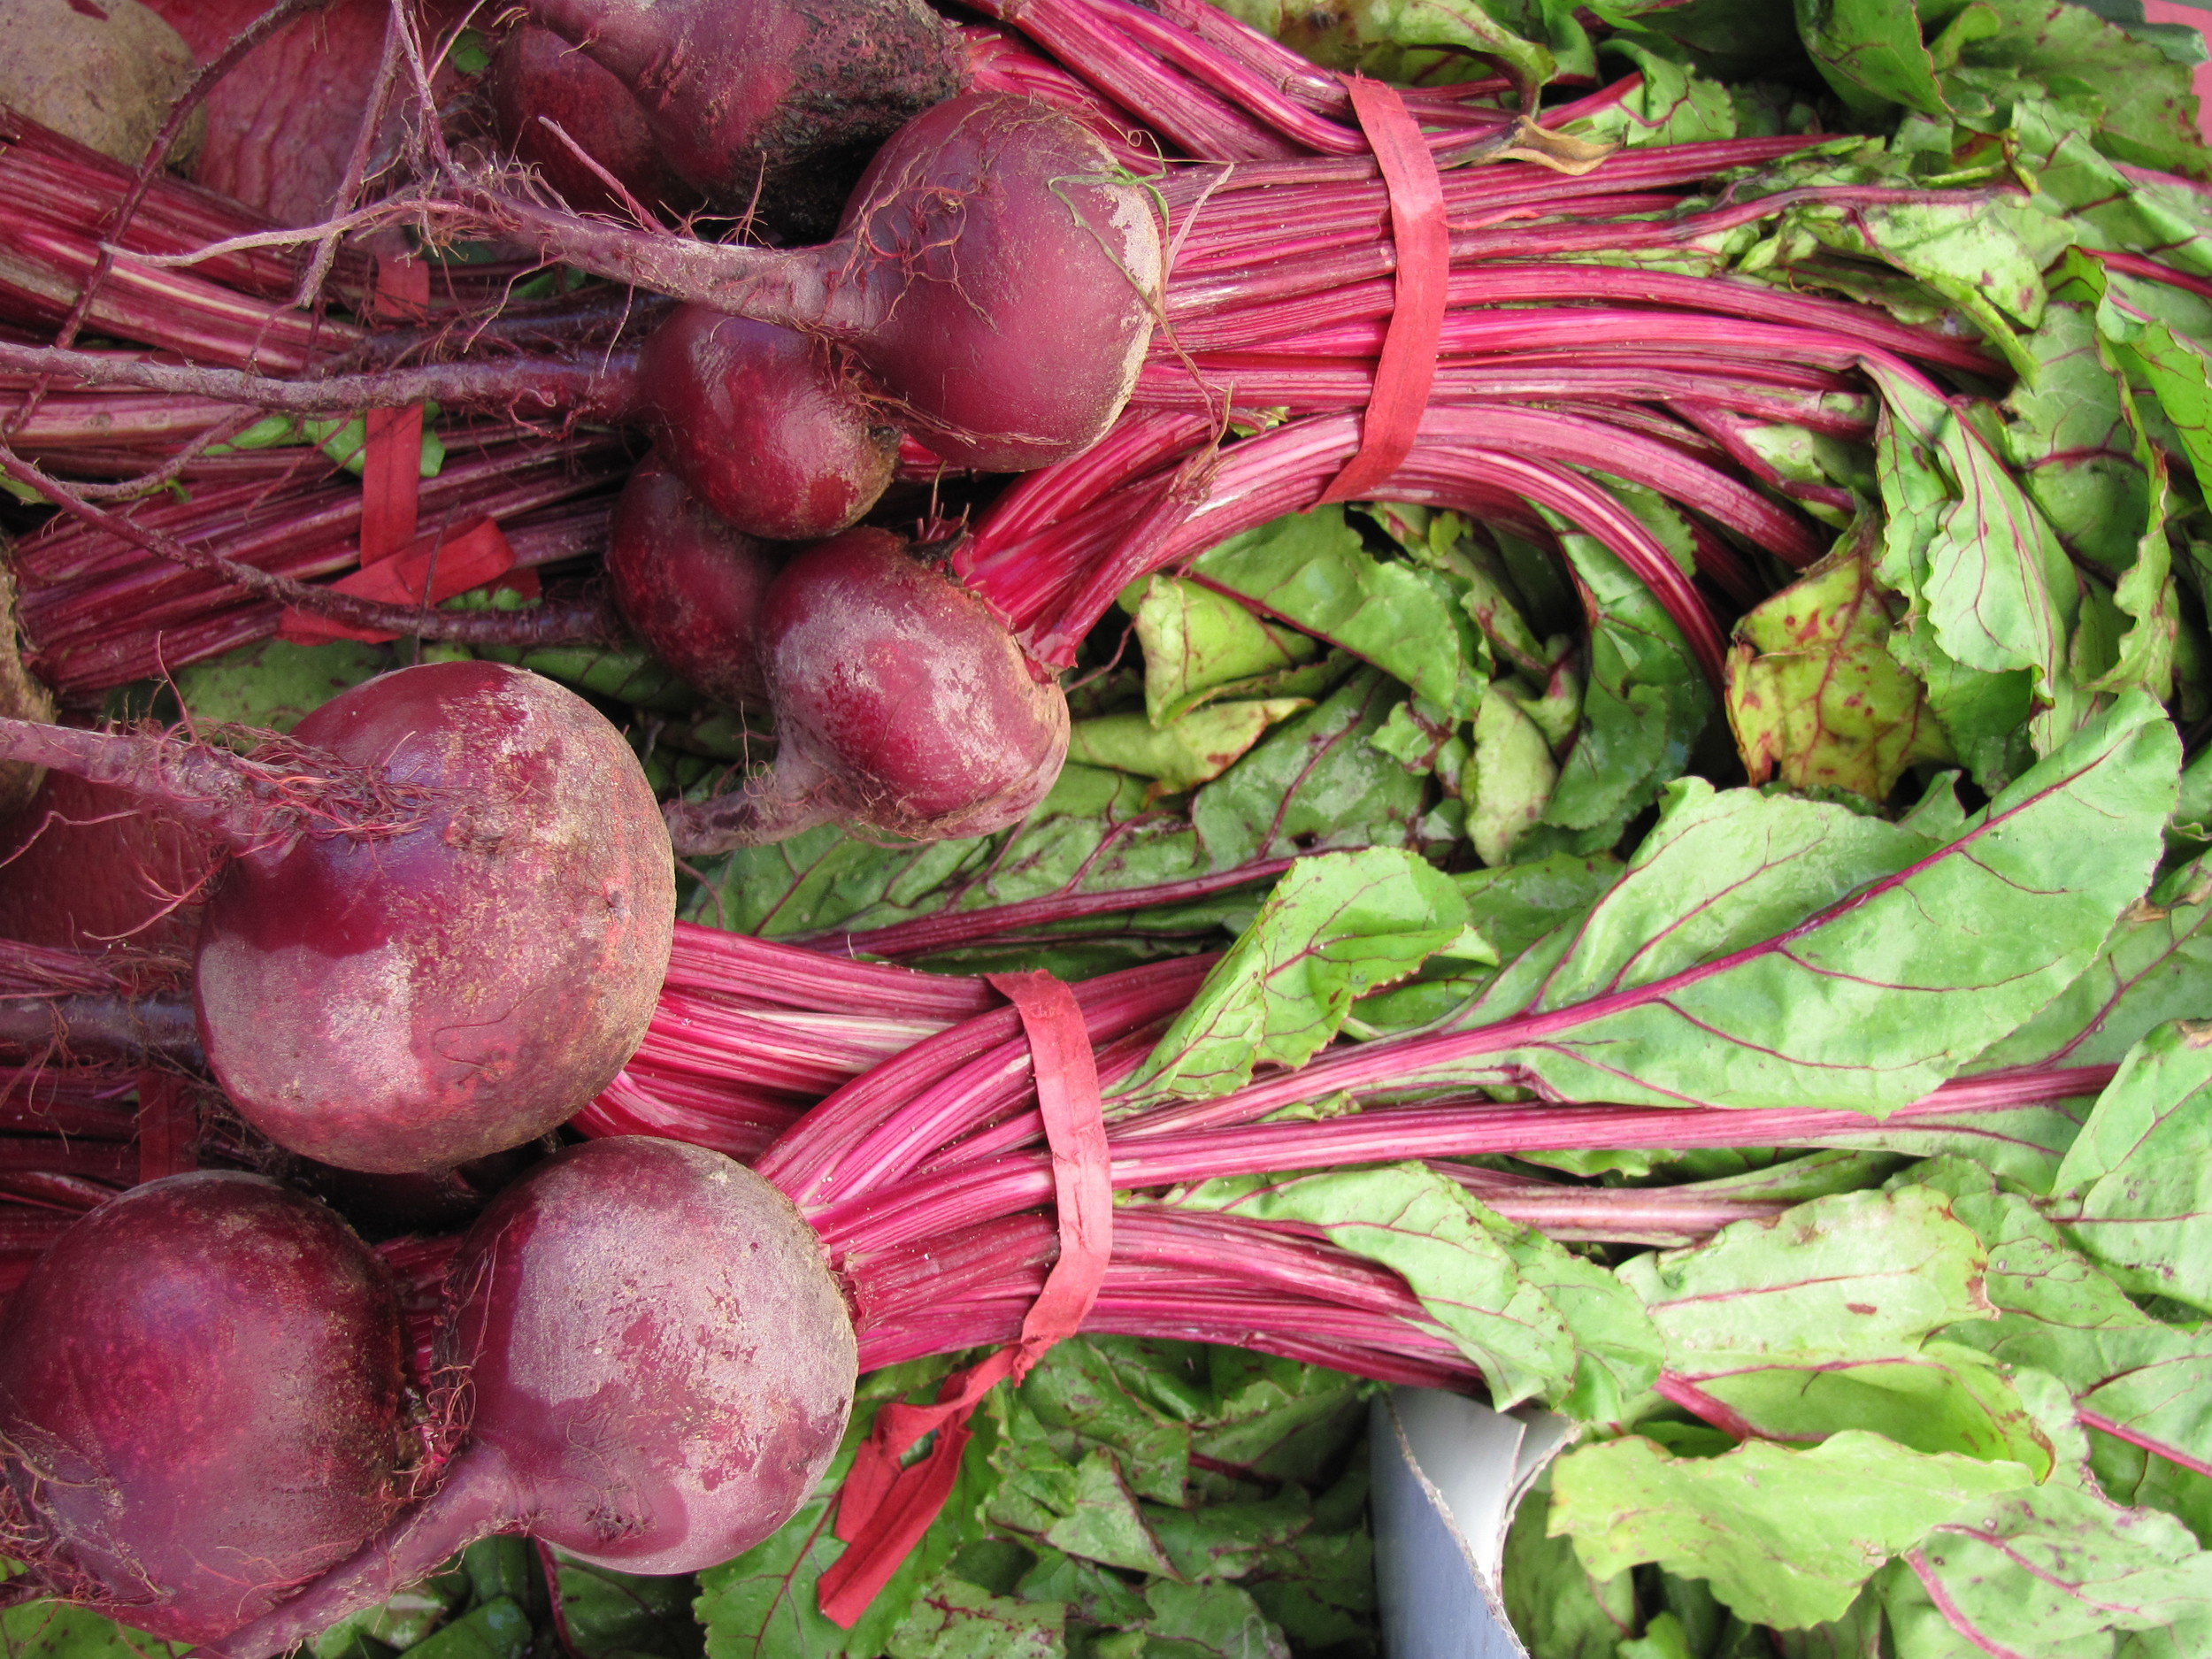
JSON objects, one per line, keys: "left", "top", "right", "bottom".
{"left": 7, "top": 1, "right": 2212, "bottom": 1656}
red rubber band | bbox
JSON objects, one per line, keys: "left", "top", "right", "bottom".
{"left": 358, "top": 255, "right": 430, "bottom": 566}
{"left": 818, "top": 972, "right": 1109, "bottom": 1628}
{"left": 1315, "top": 76, "right": 1448, "bottom": 506}
{"left": 279, "top": 517, "right": 522, "bottom": 646}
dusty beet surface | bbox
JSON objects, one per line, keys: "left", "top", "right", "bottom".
{"left": 489, "top": 26, "right": 692, "bottom": 219}
{"left": 834, "top": 94, "right": 1164, "bottom": 471}
{"left": 441, "top": 1136, "right": 856, "bottom": 1571}
{"left": 0, "top": 1173, "right": 409, "bottom": 1643}
{"left": 637, "top": 306, "right": 897, "bottom": 541}
{"left": 665, "top": 529, "right": 1070, "bottom": 849}
{"left": 201, "top": 1139, "right": 856, "bottom": 1659}
{"left": 606, "top": 454, "right": 781, "bottom": 706}
{"left": 193, "top": 661, "right": 675, "bottom": 1174}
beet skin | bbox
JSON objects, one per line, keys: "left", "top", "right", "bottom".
{"left": 193, "top": 661, "right": 676, "bottom": 1173}
{"left": 606, "top": 453, "right": 781, "bottom": 706}
{"left": 0, "top": 1173, "right": 410, "bottom": 1642}
{"left": 636, "top": 306, "right": 897, "bottom": 541}
{"left": 199, "top": 1139, "right": 856, "bottom": 1659}
{"left": 664, "top": 529, "right": 1071, "bottom": 849}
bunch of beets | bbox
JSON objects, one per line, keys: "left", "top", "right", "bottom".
{"left": 0, "top": 0, "right": 2205, "bottom": 1655}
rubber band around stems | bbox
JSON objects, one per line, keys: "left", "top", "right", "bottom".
{"left": 1314, "top": 77, "right": 1448, "bottom": 505}
{"left": 816, "top": 971, "right": 1110, "bottom": 1626}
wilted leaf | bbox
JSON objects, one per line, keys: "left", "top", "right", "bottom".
{"left": 1469, "top": 676, "right": 1558, "bottom": 864}
{"left": 1539, "top": 506, "right": 1712, "bottom": 846}
{"left": 1133, "top": 1579, "right": 1291, "bottom": 1659}
{"left": 1865, "top": 360, "right": 2079, "bottom": 750}
{"left": 1548, "top": 1432, "right": 2034, "bottom": 1629}
{"left": 1192, "top": 509, "right": 1486, "bottom": 722}
{"left": 886, "top": 1578, "right": 1064, "bottom": 1659}
{"left": 1793, "top": 0, "right": 1947, "bottom": 117}
{"left": 1067, "top": 700, "right": 1310, "bottom": 792}
{"left": 1127, "top": 574, "right": 1325, "bottom": 727}
{"left": 1501, "top": 1477, "right": 1639, "bottom": 1659}
{"left": 1724, "top": 527, "right": 1951, "bottom": 802}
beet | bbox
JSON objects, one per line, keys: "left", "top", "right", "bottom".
{"left": 523, "top": 0, "right": 965, "bottom": 234}
{"left": 0, "top": 663, "right": 675, "bottom": 1173}
{"left": 636, "top": 306, "right": 898, "bottom": 541}
{"left": 203, "top": 1138, "right": 856, "bottom": 1659}
{"left": 665, "top": 528, "right": 1071, "bottom": 849}
{"left": 488, "top": 25, "right": 695, "bottom": 219}
{"left": 193, "top": 662, "right": 675, "bottom": 1173}
{"left": 606, "top": 454, "right": 781, "bottom": 706}
{"left": 473, "top": 91, "right": 1164, "bottom": 472}
{"left": 0, "top": 1173, "right": 410, "bottom": 1642}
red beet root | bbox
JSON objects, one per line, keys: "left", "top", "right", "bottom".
{"left": 606, "top": 453, "right": 781, "bottom": 706}
{"left": 636, "top": 306, "right": 898, "bottom": 541}
{"left": 488, "top": 25, "right": 695, "bottom": 219}
{"left": 203, "top": 1138, "right": 856, "bottom": 1659}
{"left": 471, "top": 92, "right": 1164, "bottom": 472}
{"left": 523, "top": 0, "right": 965, "bottom": 231}
{"left": 0, "top": 663, "right": 675, "bottom": 1173}
{"left": 194, "top": 661, "right": 675, "bottom": 1173}
{"left": 665, "top": 528, "right": 1071, "bottom": 850}
{"left": 0, "top": 1173, "right": 410, "bottom": 1643}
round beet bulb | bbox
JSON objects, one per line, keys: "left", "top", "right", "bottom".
{"left": 636, "top": 306, "right": 898, "bottom": 541}
{"left": 0, "top": 1173, "right": 410, "bottom": 1643}
{"left": 438, "top": 1137, "right": 855, "bottom": 1571}
{"left": 828, "top": 94, "right": 1164, "bottom": 470}
{"left": 607, "top": 453, "right": 781, "bottom": 706}
{"left": 488, "top": 25, "right": 695, "bottom": 219}
{"left": 664, "top": 528, "right": 1071, "bottom": 849}
{"left": 193, "top": 661, "right": 676, "bottom": 1173}
{"left": 198, "top": 1138, "right": 856, "bottom": 1659}
{"left": 472, "top": 92, "right": 1164, "bottom": 472}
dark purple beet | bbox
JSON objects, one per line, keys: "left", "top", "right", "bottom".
{"left": 636, "top": 306, "right": 897, "bottom": 541}
{"left": 472, "top": 92, "right": 1164, "bottom": 472}
{"left": 488, "top": 25, "right": 695, "bottom": 219}
{"left": 664, "top": 528, "right": 1071, "bottom": 849}
{"left": 202, "top": 1138, "right": 856, "bottom": 1659}
{"left": 192, "top": 661, "right": 676, "bottom": 1174}
{"left": 0, "top": 1173, "right": 409, "bottom": 1643}
{"left": 607, "top": 453, "right": 780, "bottom": 706}
{"left": 523, "top": 0, "right": 966, "bottom": 234}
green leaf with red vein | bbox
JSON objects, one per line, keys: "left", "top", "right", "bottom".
{"left": 1915, "top": 1159, "right": 2212, "bottom": 1488}
{"left": 1547, "top": 1432, "right": 2034, "bottom": 1629}
{"left": 1902, "top": 1479, "right": 2212, "bottom": 1657}
{"left": 1167, "top": 1164, "right": 1586, "bottom": 1409}
{"left": 1864, "top": 360, "right": 2080, "bottom": 747}
{"left": 1432, "top": 693, "right": 2176, "bottom": 1111}
{"left": 1118, "top": 848, "right": 1469, "bottom": 1106}
{"left": 1619, "top": 1186, "right": 1993, "bottom": 1376}
{"left": 2053, "top": 1020, "right": 2212, "bottom": 1317}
